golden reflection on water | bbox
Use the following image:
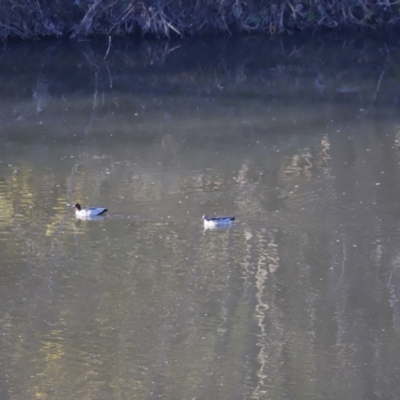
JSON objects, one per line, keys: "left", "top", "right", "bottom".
{"left": 1, "top": 118, "right": 400, "bottom": 399}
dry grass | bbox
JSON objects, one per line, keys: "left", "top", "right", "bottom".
{"left": 1, "top": 0, "right": 399, "bottom": 41}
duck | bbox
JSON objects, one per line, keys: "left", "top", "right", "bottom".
{"left": 203, "top": 214, "right": 235, "bottom": 228}
{"left": 73, "top": 203, "right": 108, "bottom": 218}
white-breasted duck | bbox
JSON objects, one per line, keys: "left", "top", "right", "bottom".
{"left": 203, "top": 214, "right": 235, "bottom": 228}
{"left": 73, "top": 203, "right": 108, "bottom": 218}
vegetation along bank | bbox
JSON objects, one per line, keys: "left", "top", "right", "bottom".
{"left": 1, "top": 0, "right": 400, "bottom": 41}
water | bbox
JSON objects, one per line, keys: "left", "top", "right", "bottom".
{"left": 1, "top": 34, "right": 400, "bottom": 399}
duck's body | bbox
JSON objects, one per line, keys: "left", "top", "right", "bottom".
{"left": 203, "top": 214, "right": 235, "bottom": 228}
{"left": 73, "top": 203, "right": 108, "bottom": 218}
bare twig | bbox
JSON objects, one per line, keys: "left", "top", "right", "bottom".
{"left": 70, "top": 0, "right": 102, "bottom": 38}
{"left": 104, "top": 35, "right": 111, "bottom": 60}
{"left": 372, "top": 69, "right": 386, "bottom": 101}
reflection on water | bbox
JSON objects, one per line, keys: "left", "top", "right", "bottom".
{"left": 1, "top": 34, "right": 400, "bottom": 399}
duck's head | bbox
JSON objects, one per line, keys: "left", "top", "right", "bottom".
{"left": 203, "top": 215, "right": 210, "bottom": 221}
{"left": 73, "top": 203, "right": 81, "bottom": 211}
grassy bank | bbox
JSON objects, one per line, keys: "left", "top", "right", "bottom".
{"left": 1, "top": 0, "right": 400, "bottom": 41}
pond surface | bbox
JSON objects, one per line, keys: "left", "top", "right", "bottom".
{"left": 1, "top": 34, "right": 400, "bottom": 399}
